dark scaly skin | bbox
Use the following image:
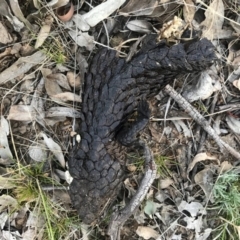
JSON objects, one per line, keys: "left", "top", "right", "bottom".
{"left": 68, "top": 37, "right": 216, "bottom": 224}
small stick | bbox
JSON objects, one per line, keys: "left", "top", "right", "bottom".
{"left": 164, "top": 84, "right": 240, "bottom": 160}
{"left": 107, "top": 140, "right": 157, "bottom": 240}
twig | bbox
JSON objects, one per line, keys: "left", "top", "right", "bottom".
{"left": 107, "top": 140, "right": 157, "bottom": 240}
{"left": 164, "top": 84, "right": 240, "bottom": 160}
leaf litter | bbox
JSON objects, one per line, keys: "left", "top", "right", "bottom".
{"left": 1, "top": 0, "right": 240, "bottom": 239}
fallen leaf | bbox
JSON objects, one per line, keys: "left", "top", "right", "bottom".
{"left": 183, "top": 71, "right": 221, "bottom": 102}
{"left": 200, "top": 0, "right": 231, "bottom": 39}
{"left": 35, "top": 24, "right": 51, "bottom": 49}
{"left": 144, "top": 200, "right": 159, "bottom": 218}
{"left": 49, "top": 73, "right": 71, "bottom": 90}
{"left": 194, "top": 168, "right": 214, "bottom": 202}
{"left": 9, "top": 0, "right": 33, "bottom": 30}
{"left": 230, "top": 15, "right": 240, "bottom": 34}
{"left": 65, "top": 170, "right": 73, "bottom": 184}
{"left": 52, "top": 92, "right": 82, "bottom": 102}
{"left": 0, "top": 0, "right": 24, "bottom": 32}
{"left": 159, "top": 177, "right": 173, "bottom": 189}
{"left": 67, "top": 71, "right": 81, "bottom": 89}
{"left": 2, "top": 230, "right": 22, "bottom": 240}
{"left": 136, "top": 226, "right": 160, "bottom": 239}
{"left": 0, "top": 122, "right": 13, "bottom": 163}
{"left": 40, "top": 132, "right": 65, "bottom": 168}
{"left": 28, "top": 144, "right": 48, "bottom": 162}
{"left": 226, "top": 115, "right": 240, "bottom": 135}
{"left": 44, "top": 75, "right": 63, "bottom": 96}
{"left": 183, "top": 215, "right": 203, "bottom": 233}
{"left": 119, "top": 0, "right": 158, "bottom": 16}
{"left": 46, "top": 107, "right": 82, "bottom": 118}
{"left": 196, "top": 228, "right": 212, "bottom": 240}
{"left": 1, "top": 116, "right": 9, "bottom": 135}
{"left": 83, "top": 0, "right": 126, "bottom": 27}
{"left": 8, "top": 105, "right": 36, "bottom": 121}
{"left": 0, "top": 22, "right": 13, "bottom": 44}
{"left": 233, "top": 79, "right": 240, "bottom": 90}
{"left": 53, "top": 0, "right": 70, "bottom": 8}
{"left": 44, "top": 116, "right": 67, "bottom": 126}
{"left": 55, "top": 169, "right": 66, "bottom": 180}
{"left": 219, "top": 161, "right": 232, "bottom": 173}
{"left": 0, "top": 51, "right": 46, "bottom": 85}
{"left": 25, "top": 208, "right": 45, "bottom": 229}
{"left": 69, "top": 14, "right": 90, "bottom": 31}
{"left": 183, "top": 0, "right": 196, "bottom": 23}
{"left": 0, "top": 212, "right": 8, "bottom": 229}
{"left": 0, "top": 195, "right": 18, "bottom": 212}
{"left": 0, "top": 176, "right": 16, "bottom": 189}
{"left": 171, "top": 120, "right": 191, "bottom": 137}
{"left": 178, "top": 201, "right": 206, "bottom": 217}
{"left": 126, "top": 20, "right": 153, "bottom": 33}
{"left": 68, "top": 30, "right": 95, "bottom": 51}
{"left": 187, "top": 152, "right": 219, "bottom": 174}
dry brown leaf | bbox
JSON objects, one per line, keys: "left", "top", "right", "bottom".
{"left": 8, "top": 105, "right": 36, "bottom": 121}
{"left": 0, "top": 0, "right": 24, "bottom": 32}
{"left": 219, "top": 161, "right": 232, "bottom": 173}
{"left": 9, "top": 0, "right": 33, "bottom": 30}
{"left": 25, "top": 208, "right": 45, "bottom": 229}
{"left": 0, "top": 176, "right": 16, "bottom": 189}
{"left": 83, "top": 0, "right": 126, "bottom": 27}
{"left": 230, "top": 15, "right": 240, "bottom": 34}
{"left": 0, "top": 47, "right": 11, "bottom": 58}
{"left": 194, "top": 168, "right": 214, "bottom": 202}
{"left": 233, "top": 79, "right": 240, "bottom": 90}
{"left": 0, "top": 51, "right": 46, "bottom": 85}
{"left": 187, "top": 152, "right": 219, "bottom": 174}
{"left": 136, "top": 226, "right": 160, "bottom": 239}
{"left": 126, "top": 20, "right": 153, "bottom": 33}
{"left": 183, "top": 71, "right": 221, "bottom": 102}
{"left": 41, "top": 68, "right": 52, "bottom": 77}
{"left": 35, "top": 24, "right": 51, "bottom": 49}
{"left": 68, "top": 14, "right": 90, "bottom": 31}
{"left": 0, "top": 195, "right": 18, "bottom": 212}
{"left": 200, "top": 0, "right": 231, "bottom": 39}
{"left": 1, "top": 116, "right": 9, "bottom": 135}
{"left": 0, "top": 117, "right": 13, "bottom": 164}
{"left": 159, "top": 177, "right": 173, "bottom": 189}
{"left": 44, "top": 75, "right": 63, "bottom": 97}
{"left": 52, "top": 0, "right": 70, "bottom": 8}
{"left": 0, "top": 22, "right": 13, "bottom": 44}
{"left": 11, "top": 43, "right": 22, "bottom": 55}
{"left": 226, "top": 115, "right": 240, "bottom": 135}
{"left": 40, "top": 132, "right": 65, "bottom": 168}
{"left": 48, "top": 73, "right": 71, "bottom": 91}
{"left": 46, "top": 107, "right": 82, "bottom": 118}
{"left": 52, "top": 92, "right": 82, "bottom": 102}
{"left": 67, "top": 71, "right": 81, "bottom": 89}
{"left": 52, "top": 189, "right": 71, "bottom": 205}
{"left": 28, "top": 144, "right": 48, "bottom": 162}
{"left": 196, "top": 228, "right": 212, "bottom": 240}
{"left": 183, "top": 0, "right": 195, "bottom": 23}
{"left": 68, "top": 30, "right": 95, "bottom": 51}
{"left": 149, "top": 0, "right": 181, "bottom": 18}
{"left": 119, "top": 0, "right": 158, "bottom": 16}
{"left": 45, "top": 117, "right": 67, "bottom": 126}
{"left": 178, "top": 201, "right": 206, "bottom": 217}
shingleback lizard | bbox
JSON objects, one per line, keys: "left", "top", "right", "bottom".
{"left": 68, "top": 36, "right": 216, "bottom": 224}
